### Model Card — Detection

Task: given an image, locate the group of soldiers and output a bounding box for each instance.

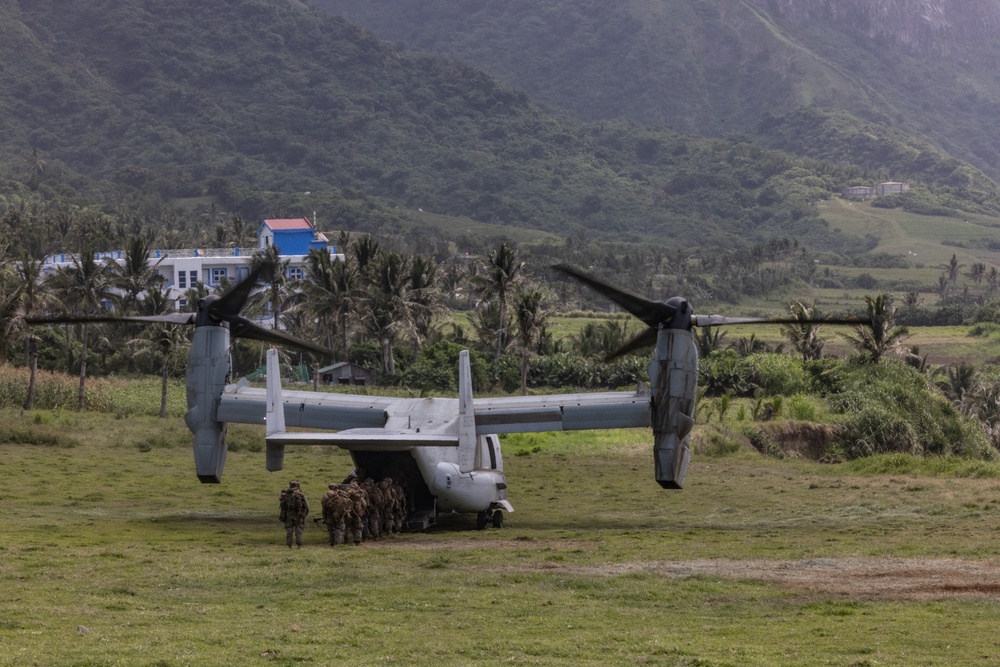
[278,471,408,548]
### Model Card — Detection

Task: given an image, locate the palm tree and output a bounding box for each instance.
[939,363,977,405]
[946,254,961,286]
[44,246,116,410]
[129,285,189,418]
[969,262,987,288]
[513,286,546,396]
[407,255,443,352]
[249,245,291,330]
[182,282,210,311]
[0,270,25,364]
[471,242,525,360]
[114,235,166,314]
[841,293,909,364]
[14,252,49,409]
[695,327,727,358]
[470,300,512,358]
[229,214,254,248]
[292,248,359,358]
[361,251,413,375]
[729,334,771,357]
[352,235,381,275]
[937,274,950,303]
[780,301,825,362]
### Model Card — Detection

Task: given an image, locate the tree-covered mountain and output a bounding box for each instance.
[310,0,1000,183]
[0,0,996,256]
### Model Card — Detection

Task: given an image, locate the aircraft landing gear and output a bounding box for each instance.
[476,509,505,530]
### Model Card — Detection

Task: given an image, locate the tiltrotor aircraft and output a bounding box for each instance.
[29,261,865,530]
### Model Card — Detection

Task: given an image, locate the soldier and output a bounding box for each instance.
[278,480,310,548]
[343,479,368,545]
[320,484,352,546]
[385,477,407,533]
[360,478,382,540]
[379,478,399,536]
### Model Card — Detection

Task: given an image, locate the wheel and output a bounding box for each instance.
[491,510,504,528]
[476,511,488,530]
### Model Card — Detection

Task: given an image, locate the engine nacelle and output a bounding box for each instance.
[649,327,695,488]
[184,325,232,483]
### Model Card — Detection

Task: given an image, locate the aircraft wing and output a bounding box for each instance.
[217,383,395,430]
[265,428,459,451]
[472,391,651,434]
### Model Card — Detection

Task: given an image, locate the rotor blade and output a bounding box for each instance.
[26,313,196,326]
[212,260,274,318]
[228,316,333,357]
[606,325,658,360]
[692,314,872,327]
[553,264,674,327]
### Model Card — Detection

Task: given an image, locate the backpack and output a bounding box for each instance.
[282,489,302,514]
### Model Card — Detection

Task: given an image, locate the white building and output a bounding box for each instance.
[41,218,344,312]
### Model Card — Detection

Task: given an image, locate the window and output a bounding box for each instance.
[189,270,198,286]
[211,268,227,285]
[178,271,187,289]
[287,266,304,281]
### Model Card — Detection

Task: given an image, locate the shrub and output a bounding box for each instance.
[744,353,809,396]
[829,361,991,458]
[787,393,822,421]
[402,341,489,392]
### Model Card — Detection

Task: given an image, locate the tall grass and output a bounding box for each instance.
[0,365,186,417]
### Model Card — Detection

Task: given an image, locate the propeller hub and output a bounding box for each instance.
[663,297,692,330]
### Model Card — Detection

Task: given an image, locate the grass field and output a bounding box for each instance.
[5,410,1000,666]
[817,198,1000,269]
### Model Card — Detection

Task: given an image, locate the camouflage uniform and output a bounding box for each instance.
[379,478,399,536]
[343,480,368,545]
[384,477,407,533]
[279,481,310,548]
[362,478,384,540]
[320,484,352,546]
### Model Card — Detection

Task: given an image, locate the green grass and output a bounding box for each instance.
[4,411,1000,665]
[818,198,1000,267]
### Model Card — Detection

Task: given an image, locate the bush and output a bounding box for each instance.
[829,361,991,458]
[693,426,744,457]
[402,341,489,392]
[787,393,822,421]
[744,353,809,396]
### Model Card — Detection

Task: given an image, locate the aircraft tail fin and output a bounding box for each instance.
[457,350,476,472]
[265,347,286,472]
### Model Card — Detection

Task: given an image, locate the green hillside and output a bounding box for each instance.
[1,0,997,257]
[311,0,1000,184]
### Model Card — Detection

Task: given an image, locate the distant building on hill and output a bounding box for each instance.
[875,181,910,196]
[841,181,909,200]
[41,217,342,315]
[841,185,875,200]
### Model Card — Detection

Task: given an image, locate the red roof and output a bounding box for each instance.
[263,218,312,230]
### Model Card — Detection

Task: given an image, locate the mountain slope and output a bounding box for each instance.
[309,0,1000,180]
[0,0,876,251]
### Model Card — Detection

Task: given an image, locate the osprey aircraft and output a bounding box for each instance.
[29,261,865,530]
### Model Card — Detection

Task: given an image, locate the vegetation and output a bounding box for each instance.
[312,0,1000,188]
[6,411,1000,665]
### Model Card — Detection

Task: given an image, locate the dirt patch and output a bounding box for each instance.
[515,557,1000,601]
[754,421,840,459]
[396,535,1000,601]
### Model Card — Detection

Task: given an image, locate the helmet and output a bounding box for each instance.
[289,480,300,488]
